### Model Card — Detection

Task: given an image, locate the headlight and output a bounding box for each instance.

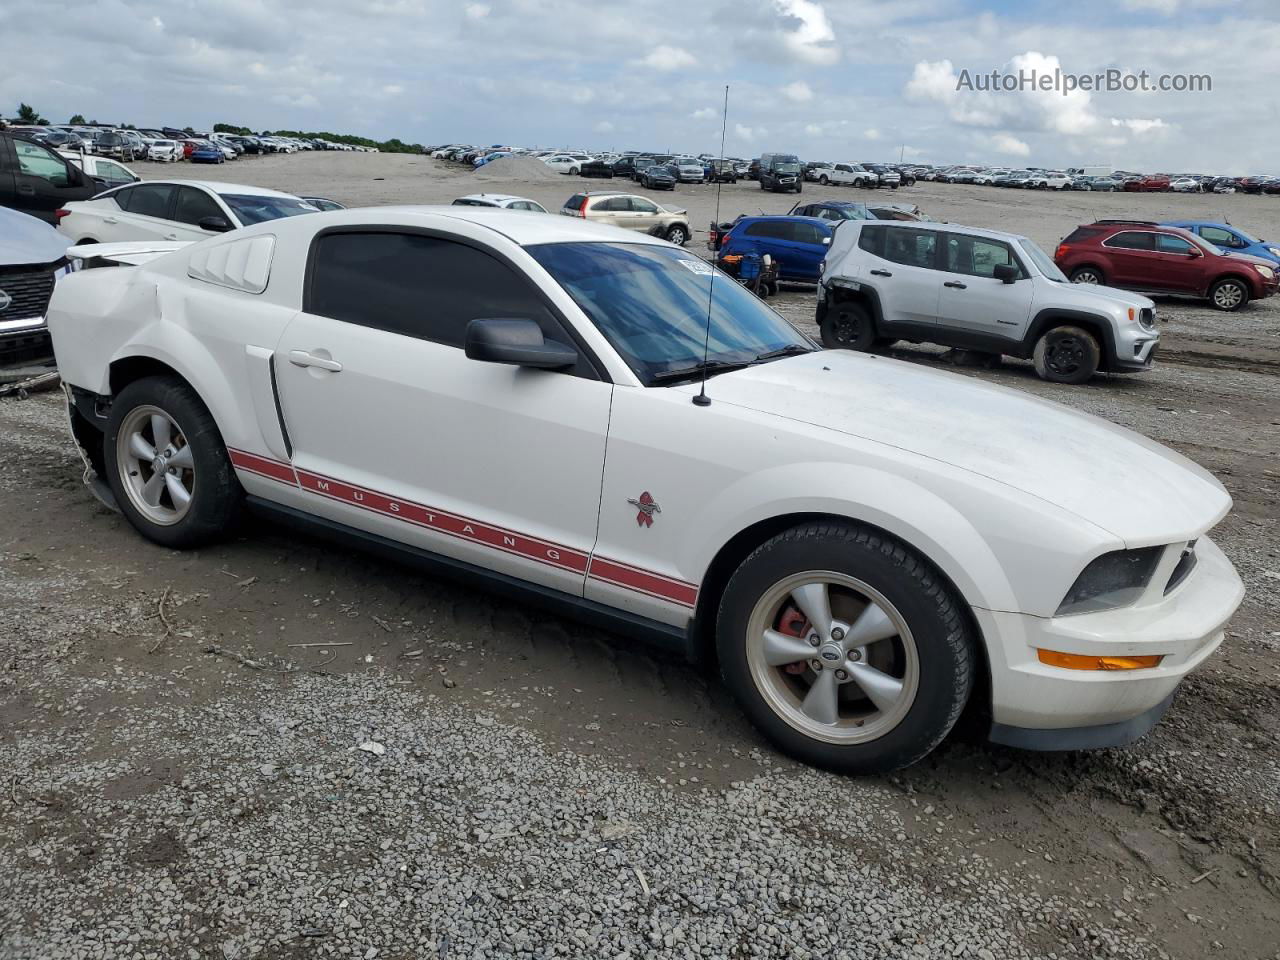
[1056,547,1162,616]
[1255,264,1276,279]
[1267,247,1280,257]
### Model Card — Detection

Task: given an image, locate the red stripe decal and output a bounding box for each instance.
[225,451,696,608]
[228,448,297,486]
[295,469,590,575]
[588,557,698,608]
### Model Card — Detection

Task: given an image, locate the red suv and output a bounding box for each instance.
[1055,220,1279,311]
[1123,174,1171,192]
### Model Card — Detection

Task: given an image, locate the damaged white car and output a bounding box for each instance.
[46,208,1243,773]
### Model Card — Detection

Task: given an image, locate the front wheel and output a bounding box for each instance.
[1209,277,1249,311]
[1033,325,1100,384]
[665,224,689,245]
[716,522,974,774]
[104,376,242,548]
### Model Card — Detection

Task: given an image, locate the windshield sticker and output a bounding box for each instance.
[678,258,715,276]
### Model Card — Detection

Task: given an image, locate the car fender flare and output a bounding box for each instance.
[826,283,886,328]
[1025,308,1118,368]
[680,462,1021,615]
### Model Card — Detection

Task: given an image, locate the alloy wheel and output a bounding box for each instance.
[116,405,195,525]
[745,572,919,744]
[1213,282,1244,310]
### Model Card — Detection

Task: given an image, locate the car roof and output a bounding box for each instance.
[457,193,531,204]
[356,206,672,247]
[866,219,1029,243]
[740,215,831,225]
[107,179,299,199]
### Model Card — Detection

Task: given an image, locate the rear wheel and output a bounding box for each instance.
[819,175,829,185]
[1209,277,1249,311]
[716,522,974,774]
[820,301,878,352]
[1033,325,1100,384]
[104,376,242,548]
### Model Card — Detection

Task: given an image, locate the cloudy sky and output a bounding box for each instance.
[2,0,1277,172]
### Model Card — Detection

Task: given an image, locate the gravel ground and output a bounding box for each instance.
[1,153,1278,960]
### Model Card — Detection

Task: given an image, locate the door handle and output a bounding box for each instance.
[944,281,967,289]
[164,233,179,240]
[288,350,343,372]
[17,185,35,197]
[103,217,119,224]
[870,269,892,277]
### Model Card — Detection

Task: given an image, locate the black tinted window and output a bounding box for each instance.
[744,221,787,239]
[792,222,828,245]
[117,184,175,218]
[883,229,937,268]
[308,232,555,349]
[858,225,885,257]
[173,187,223,226]
[1107,231,1156,250]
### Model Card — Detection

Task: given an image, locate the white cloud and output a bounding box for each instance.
[1111,117,1172,135]
[992,133,1030,157]
[690,107,716,120]
[634,45,697,71]
[593,120,614,133]
[735,123,764,142]
[864,128,882,140]
[782,81,813,102]
[382,84,403,95]
[465,3,490,19]
[773,0,838,66]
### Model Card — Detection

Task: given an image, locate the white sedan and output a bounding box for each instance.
[147,139,185,162]
[45,208,1243,773]
[542,154,593,175]
[57,180,319,245]
[451,193,548,212]
[1170,177,1203,193]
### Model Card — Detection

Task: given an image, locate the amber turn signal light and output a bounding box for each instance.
[1037,650,1163,671]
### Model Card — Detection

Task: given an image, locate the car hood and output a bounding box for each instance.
[699,351,1229,544]
[1217,251,1275,268]
[0,208,71,266]
[1048,280,1154,311]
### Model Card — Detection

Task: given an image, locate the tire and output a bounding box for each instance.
[716,521,974,774]
[568,167,578,176]
[819,175,829,185]
[665,224,689,246]
[1032,325,1100,384]
[820,300,878,352]
[1069,266,1105,285]
[1209,277,1249,312]
[103,376,242,548]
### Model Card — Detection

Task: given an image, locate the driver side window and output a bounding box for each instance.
[1200,226,1241,248]
[15,140,71,186]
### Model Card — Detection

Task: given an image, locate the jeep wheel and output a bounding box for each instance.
[665,224,689,246]
[1209,277,1249,311]
[104,376,242,548]
[717,522,974,774]
[1069,266,1105,285]
[1033,325,1100,384]
[820,301,877,352]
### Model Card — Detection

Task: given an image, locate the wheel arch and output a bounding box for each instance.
[1025,309,1117,371]
[1208,272,1257,299]
[826,283,886,328]
[689,508,993,711]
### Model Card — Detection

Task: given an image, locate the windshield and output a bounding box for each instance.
[775,162,801,174]
[1018,239,1069,281]
[829,205,870,220]
[220,194,319,225]
[527,242,812,385]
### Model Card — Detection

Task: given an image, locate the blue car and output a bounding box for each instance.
[720,215,833,282]
[189,142,225,164]
[474,151,511,168]
[1163,220,1280,266]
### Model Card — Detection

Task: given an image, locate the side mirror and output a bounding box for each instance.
[198,216,234,233]
[465,318,578,370]
[993,263,1019,283]
[1186,248,1202,258]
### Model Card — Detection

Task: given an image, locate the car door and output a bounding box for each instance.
[105,183,180,242]
[936,233,1034,341]
[858,225,941,326]
[273,228,613,597]
[788,221,831,281]
[1150,233,1201,292]
[93,159,137,189]
[625,196,663,232]
[171,186,232,241]
[7,138,90,223]
[1101,230,1160,288]
[588,196,629,230]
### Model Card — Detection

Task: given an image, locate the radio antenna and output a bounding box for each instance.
[694,84,730,408]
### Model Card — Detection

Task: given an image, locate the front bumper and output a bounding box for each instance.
[976,535,1242,742]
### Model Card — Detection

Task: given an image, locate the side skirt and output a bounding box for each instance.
[245,496,698,661]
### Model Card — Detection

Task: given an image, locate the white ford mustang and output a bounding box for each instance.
[46,208,1244,773]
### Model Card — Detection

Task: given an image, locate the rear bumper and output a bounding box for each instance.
[977,535,1242,736]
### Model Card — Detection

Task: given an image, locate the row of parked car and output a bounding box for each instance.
[5,124,375,163]
[917,165,1278,195]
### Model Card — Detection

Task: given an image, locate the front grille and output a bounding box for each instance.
[1164,541,1198,595]
[0,260,61,322]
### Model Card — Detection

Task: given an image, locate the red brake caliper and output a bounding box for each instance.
[776,607,810,674]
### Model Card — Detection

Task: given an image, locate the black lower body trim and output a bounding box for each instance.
[987,691,1176,751]
[245,496,697,660]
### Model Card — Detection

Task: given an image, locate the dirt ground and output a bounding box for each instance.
[1,152,1277,960]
